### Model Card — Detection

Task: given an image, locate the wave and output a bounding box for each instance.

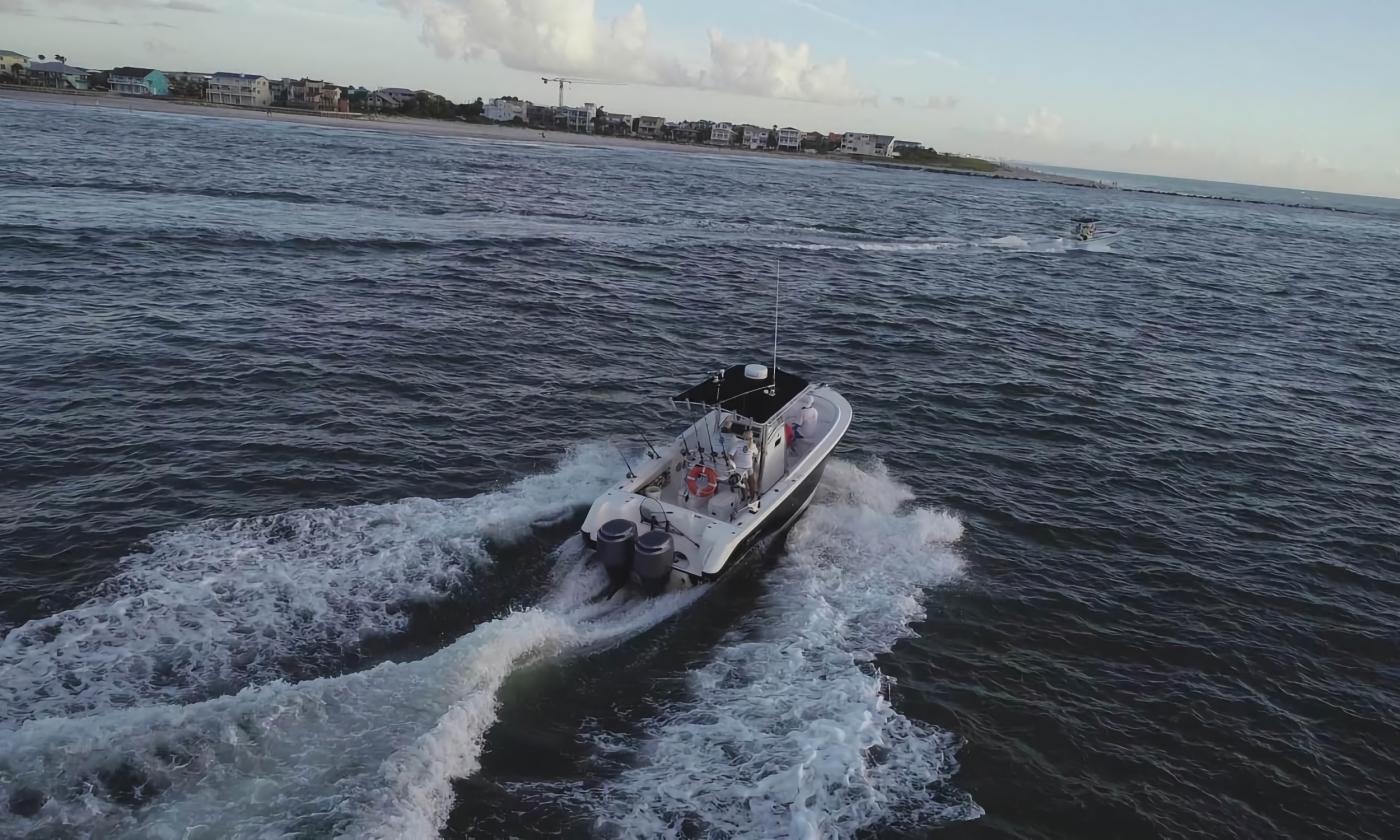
[0,444,622,728]
[775,234,1116,254]
[0,460,976,839]
[0,540,706,838]
[776,239,960,253]
[0,173,326,206]
[530,460,983,837]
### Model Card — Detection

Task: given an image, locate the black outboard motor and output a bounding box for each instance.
[596,519,637,587]
[633,530,675,595]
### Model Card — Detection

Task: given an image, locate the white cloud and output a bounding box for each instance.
[1021,106,1063,141]
[925,94,957,109]
[386,0,871,105]
[782,0,876,37]
[703,28,865,104]
[921,49,962,70]
[7,0,217,11]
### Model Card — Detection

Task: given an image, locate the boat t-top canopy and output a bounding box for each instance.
[1071,216,1099,223]
[672,364,810,424]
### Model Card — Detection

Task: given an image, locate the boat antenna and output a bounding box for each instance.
[771,259,780,394]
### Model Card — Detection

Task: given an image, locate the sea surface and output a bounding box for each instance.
[2,95,1398,840]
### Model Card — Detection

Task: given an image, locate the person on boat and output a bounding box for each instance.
[788,395,819,449]
[726,431,759,509]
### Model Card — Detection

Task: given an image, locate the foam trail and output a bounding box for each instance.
[0,443,622,727]
[0,549,707,839]
[570,460,983,838]
[775,239,960,253]
[776,235,1114,254]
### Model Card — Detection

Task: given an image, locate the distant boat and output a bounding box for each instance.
[1069,216,1121,242]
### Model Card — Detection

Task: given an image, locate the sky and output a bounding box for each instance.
[4,0,1399,197]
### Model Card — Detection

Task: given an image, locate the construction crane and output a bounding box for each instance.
[541,76,624,108]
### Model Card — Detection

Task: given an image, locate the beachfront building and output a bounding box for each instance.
[166,71,209,99]
[26,61,89,91]
[709,122,734,146]
[1,50,29,80]
[555,102,597,134]
[634,115,665,139]
[740,124,769,150]
[483,96,530,122]
[665,121,701,143]
[777,127,801,152]
[207,73,271,107]
[838,132,896,156]
[109,67,169,96]
[370,87,415,111]
[892,140,924,154]
[288,78,341,111]
[599,112,632,135]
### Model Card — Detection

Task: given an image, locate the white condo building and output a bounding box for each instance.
[556,102,598,133]
[838,132,896,156]
[709,122,734,146]
[740,124,768,150]
[207,73,272,107]
[483,97,530,122]
[777,127,801,152]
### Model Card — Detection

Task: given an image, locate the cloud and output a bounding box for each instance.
[781,0,876,37]
[1,0,216,15]
[925,94,958,109]
[921,49,962,70]
[387,0,872,105]
[59,14,122,24]
[1021,106,1063,141]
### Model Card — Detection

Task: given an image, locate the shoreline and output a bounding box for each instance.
[0,86,1090,184]
[3,87,1380,215]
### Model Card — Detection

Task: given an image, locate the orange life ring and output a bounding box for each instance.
[686,464,720,498]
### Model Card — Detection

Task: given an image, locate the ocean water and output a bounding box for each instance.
[1,96,1398,840]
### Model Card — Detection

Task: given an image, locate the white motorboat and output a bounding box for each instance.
[580,362,851,595]
[1070,216,1121,242]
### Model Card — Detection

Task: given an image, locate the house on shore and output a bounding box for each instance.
[599,112,632,135]
[109,67,169,96]
[27,61,89,91]
[634,115,665,139]
[1,50,29,80]
[740,124,769,150]
[288,78,341,111]
[483,96,529,122]
[709,122,734,146]
[207,72,271,107]
[838,132,896,156]
[665,121,701,143]
[776,127,801,152]
[892,140,924,154]
[555,102,596,133]
[370,87,415,111]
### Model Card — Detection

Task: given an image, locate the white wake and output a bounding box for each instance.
[0,443,622,727]
[551,460,983,838]
[0,539,706,839]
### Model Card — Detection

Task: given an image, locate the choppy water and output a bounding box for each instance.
[2,96,1398,840]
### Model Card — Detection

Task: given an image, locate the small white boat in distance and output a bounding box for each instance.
[581,362,851,595]
[1070,216,1121,242]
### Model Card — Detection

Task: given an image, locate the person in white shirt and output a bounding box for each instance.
[726,430,759,508]
[790,395,819,446]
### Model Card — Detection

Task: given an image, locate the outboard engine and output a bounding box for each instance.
[632,530,675,596]
[596,519,637,586]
